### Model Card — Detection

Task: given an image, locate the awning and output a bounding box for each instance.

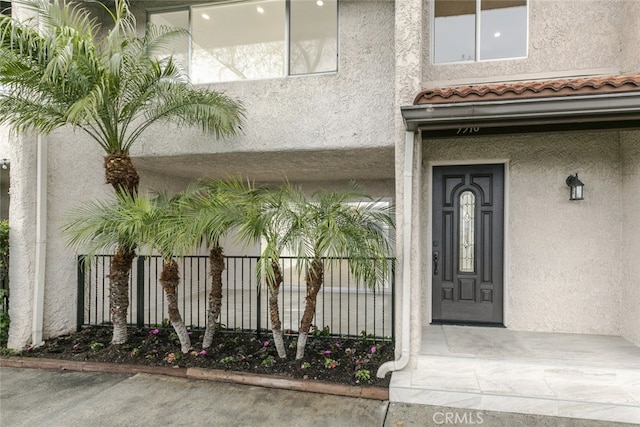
[403,73,640,137]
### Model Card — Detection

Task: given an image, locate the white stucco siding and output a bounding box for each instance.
[422,132,624,335]
[5,131,38,349]
[621,133,640,345]
[130,0,395,158]
[43,131,107,339]
[422,0,628,84]
[621,0,640,73]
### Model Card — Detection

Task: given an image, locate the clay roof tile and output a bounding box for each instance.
[414,72,640,105]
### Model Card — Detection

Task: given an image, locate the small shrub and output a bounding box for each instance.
[220,356,235,364]
[0,220,9,348]
[0,290,9,347]
[355,369,371,382]
[260,355,275,367]
[313,325,331,337]
[90,342,105,351]
[323,357,338,369]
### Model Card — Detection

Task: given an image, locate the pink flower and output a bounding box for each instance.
[149,328,159,335]
[370,346,376,354]
[72,343,80,350]
[198,349,207,356]
[323,350,332,356]
[263,341,270,347]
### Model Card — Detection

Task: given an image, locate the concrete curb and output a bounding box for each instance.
[0,357,389,401]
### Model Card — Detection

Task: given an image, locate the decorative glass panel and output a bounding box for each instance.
[459,191,475,272]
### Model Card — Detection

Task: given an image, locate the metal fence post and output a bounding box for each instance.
[256,282,262,339]
[136,256,145,327]
[76,255,85,332]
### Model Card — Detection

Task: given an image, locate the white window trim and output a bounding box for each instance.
[431,0,529,65]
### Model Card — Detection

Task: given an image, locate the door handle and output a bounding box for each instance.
[433,251,439,276]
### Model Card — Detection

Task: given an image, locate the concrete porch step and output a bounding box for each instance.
[389,355,640,424]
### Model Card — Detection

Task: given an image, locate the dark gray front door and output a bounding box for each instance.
[432,164,504,324]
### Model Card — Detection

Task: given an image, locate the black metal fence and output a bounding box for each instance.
[77,255,395,341]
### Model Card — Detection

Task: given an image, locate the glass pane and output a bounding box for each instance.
[480,0,527,60]
[434,0,476,63]
[191,0,286,83]
[148,10,189,74]
[459,191,475,273]
[290,0,338,75]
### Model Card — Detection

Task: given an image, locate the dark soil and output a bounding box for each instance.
[16,326,393,387]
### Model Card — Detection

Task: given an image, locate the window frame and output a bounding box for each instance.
[431,0,529,65]
[0,1,11,16]
[147,0,340,84]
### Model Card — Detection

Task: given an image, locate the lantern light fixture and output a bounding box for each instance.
[566,173,584,201]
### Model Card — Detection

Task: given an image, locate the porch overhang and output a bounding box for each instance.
[401,91,640,137]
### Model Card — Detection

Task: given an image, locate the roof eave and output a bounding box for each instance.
[401,92,640,133]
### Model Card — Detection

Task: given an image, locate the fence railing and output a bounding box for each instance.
[77,255,395,341]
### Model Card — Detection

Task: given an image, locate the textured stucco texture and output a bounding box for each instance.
[420,131,635,337]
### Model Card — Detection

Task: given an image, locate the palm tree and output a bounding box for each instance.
[286,186,395,360]
[0,0,244,344]
[63,192,195,353]
[235,183,302,359]
[178,179,251,350]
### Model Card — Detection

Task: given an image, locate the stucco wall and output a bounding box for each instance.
[421,132,624,335]
[422,0,628,84]
[128,0,396,158]
[621,133,640,345]
[621,0,640,73]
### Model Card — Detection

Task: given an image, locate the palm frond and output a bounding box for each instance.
[1,0,244,156]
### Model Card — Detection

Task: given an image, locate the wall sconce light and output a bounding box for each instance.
[566,173,584,201]
[1,159,8,170]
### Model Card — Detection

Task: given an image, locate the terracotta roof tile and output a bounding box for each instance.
[414,72,640,105]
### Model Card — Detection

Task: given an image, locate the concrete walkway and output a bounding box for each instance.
[1,367,637,426]
[391,326,640,425]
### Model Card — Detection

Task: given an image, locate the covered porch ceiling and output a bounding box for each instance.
[132,146,395,183]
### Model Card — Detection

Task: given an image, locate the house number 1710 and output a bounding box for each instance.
[456,127,480,134]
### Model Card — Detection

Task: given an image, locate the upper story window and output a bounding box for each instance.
[433,0,527,64]
[149,0,338,84]
[0,1,11,16]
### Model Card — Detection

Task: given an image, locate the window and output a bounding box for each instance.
[149,0,338,84]
[433,0,527,64]
[0,1,11,16]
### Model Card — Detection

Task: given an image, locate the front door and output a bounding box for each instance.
[432,164,504,324]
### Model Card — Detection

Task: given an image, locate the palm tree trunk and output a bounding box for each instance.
[107,246,135,345]
[296,258,323,360]
[159,259,191,354]
[104,153,140,345]
[268,260,286,358]
[104,154,139,196]
[202,245,224,349]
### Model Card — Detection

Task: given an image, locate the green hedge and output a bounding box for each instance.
[0,219,8,347]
